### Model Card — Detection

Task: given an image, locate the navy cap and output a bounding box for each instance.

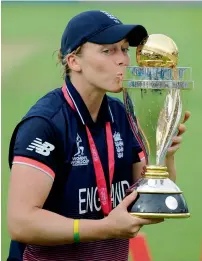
[61,10,148,56]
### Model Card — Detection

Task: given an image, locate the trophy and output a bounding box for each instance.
[123,34,193,218]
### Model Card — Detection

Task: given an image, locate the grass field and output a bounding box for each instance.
[2,2,202,261]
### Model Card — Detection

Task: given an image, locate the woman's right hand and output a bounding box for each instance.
[104,191,164,239]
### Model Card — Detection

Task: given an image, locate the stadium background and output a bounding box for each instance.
[2,1,202,260]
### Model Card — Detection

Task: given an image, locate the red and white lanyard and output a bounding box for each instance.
[62,84,115,216]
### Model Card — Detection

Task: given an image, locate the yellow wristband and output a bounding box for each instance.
[73,219,80,243]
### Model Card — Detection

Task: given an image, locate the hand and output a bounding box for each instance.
[166,111,191,158]
[104,191,164,239]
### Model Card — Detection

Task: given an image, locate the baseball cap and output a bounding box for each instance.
[61,10,148,56]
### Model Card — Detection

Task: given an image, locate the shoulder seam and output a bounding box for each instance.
[49,98,67,121]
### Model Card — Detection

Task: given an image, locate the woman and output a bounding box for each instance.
[7,10,190,261]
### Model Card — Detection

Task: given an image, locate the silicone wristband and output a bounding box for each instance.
[74,219,80,243]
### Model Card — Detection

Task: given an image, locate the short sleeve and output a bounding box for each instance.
[132,134,145,163]
[10,117,62,181]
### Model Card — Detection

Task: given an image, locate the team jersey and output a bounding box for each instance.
[8,76,143,261]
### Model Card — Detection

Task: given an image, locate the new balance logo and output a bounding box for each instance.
[26,138,55,156]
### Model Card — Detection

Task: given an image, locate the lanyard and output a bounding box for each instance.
[62,84,115,216]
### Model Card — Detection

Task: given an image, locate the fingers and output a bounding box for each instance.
[167,145,180,156]
[182,111,191,124]
[174,111,190,137]
[168,144,180,153]
[171,136,182,145]
[131,230,140,238]
[121,190,138,208]
[177,124,186,136]
[132,231,138,238]
[126,225,142,239]
[134,217,164,226]
[171,122,187,147]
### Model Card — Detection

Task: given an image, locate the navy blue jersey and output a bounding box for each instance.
[8,77,143,261]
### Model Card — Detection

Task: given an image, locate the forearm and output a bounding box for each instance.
[8,208,110,245]
[165,155,176,182]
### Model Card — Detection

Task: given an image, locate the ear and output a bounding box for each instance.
[66,54,81,73]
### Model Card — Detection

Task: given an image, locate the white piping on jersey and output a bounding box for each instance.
[108,106,114,123]
[12,161,54,181]
[66,86,114,124]
[66,87,85,125]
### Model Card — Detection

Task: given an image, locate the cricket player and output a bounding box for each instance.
[7,10,189,261]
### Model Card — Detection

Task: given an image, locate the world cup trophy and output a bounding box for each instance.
[123,34,194,218]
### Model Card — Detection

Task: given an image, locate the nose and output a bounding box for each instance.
[115,52,130,67]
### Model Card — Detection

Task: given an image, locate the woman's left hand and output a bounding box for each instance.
[166,111,191,158]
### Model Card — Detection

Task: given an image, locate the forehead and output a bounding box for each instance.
[83,39,129,50]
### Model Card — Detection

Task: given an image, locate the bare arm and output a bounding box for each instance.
[8,164,162,245]
[162,112,191,183]
[7,164,110,245]
[165,156,176,182]
[132,159,146,183]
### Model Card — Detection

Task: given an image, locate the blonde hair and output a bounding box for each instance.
[57,46,82,78]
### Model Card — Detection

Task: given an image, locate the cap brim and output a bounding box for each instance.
[88,24,148,47]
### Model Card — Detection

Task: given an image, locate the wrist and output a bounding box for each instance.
[165,155,175,167]
[73,219,80,243]
[165,153,174,160]
[78,217,114,242]
[100,216,115,240]
[165,155,176,182]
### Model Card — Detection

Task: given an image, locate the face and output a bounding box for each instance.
[70,39,130,93]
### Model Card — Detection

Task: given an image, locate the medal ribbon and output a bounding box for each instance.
[62,84,115,215]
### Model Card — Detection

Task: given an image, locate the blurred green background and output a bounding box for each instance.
[2,1,202,261]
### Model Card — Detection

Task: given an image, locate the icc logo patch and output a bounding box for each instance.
[71,134,89,166]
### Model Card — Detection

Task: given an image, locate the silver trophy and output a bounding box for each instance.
[123,34,194,218]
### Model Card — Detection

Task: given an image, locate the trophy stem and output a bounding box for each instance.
[145,165,169,179]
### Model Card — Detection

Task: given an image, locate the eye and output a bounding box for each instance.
[102,49,110,54]
[102,47,115,55]
[122,47,130,53]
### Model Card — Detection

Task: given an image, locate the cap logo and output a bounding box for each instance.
[100,10,120,24]
[67,48,71,54]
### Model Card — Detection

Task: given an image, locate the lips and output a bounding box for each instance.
[115,73,124,89]
[116,72,124,81]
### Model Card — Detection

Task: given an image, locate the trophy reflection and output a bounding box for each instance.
[123,34,193,218]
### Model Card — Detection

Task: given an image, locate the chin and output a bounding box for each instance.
[113,88,123,93]
[108,85,123,93]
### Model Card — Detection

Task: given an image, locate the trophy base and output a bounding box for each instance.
[131,212,190,219]
[126,166,190,219]
[127,192,190,219]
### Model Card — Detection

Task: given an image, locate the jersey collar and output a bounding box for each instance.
[64,76,114,126]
